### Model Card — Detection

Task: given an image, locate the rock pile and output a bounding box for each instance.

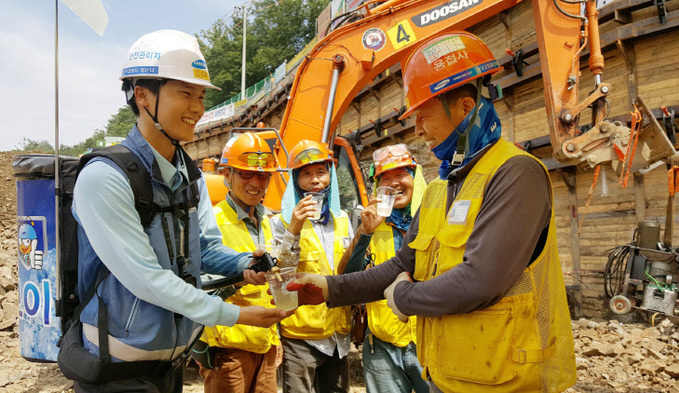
[0,151,18,337]
[570,318,679,392]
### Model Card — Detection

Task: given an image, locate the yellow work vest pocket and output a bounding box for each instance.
[434,224,471,273]
[409,233,436,281]
[433,307,518,385]
[298,250,322,274]
[435,222,472,248]
[282,303,332,339]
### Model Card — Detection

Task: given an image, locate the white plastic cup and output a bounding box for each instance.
[304,192,324,220]
[265,267,298,311]
[376,186,397,217]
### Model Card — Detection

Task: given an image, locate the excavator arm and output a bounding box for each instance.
[275,0,677,174]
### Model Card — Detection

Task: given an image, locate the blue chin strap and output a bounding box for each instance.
[431,79,502,179]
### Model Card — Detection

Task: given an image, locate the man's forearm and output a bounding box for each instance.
[337,226,371,274]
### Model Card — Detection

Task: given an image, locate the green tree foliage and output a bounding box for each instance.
[17,137,54,153]
[199,0,329,109]
[19,106,135,156]
[105,106,136,137]
[58,130,106,157]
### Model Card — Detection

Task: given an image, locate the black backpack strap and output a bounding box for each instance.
[71,268,109,322]
[188,181,200,209]
[75,145,155,363]
[68,266,111,363]
[79,144,155,226]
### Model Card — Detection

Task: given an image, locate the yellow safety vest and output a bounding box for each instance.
[366,222,418,347]
[200,199,280,354]
[409,139,576,392]
[280,212,351,340]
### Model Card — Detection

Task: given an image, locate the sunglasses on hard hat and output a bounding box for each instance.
[372,144,409,162]
[233,169,272,181]
[291,148,327,168]
[236,152,274,167]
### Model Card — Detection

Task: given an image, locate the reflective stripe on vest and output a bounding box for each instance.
[200,199,279,354]
[410,139,576,392]
[366,221,417,347]
[280,213,351,340]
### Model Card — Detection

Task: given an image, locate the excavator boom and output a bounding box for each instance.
[275,0,677,176]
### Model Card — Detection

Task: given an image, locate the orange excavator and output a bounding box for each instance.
[206,0,677,218]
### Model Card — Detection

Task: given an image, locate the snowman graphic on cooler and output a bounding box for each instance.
[18,223,43,270]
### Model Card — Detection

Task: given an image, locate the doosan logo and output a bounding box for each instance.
[413,0,482,28]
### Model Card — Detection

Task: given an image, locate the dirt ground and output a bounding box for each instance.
[1,151,679,392]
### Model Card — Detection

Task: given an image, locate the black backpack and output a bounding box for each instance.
[55,144,194,383]
[56,144,154,335]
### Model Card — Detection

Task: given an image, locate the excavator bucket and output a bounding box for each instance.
[558,96,678,175]
[610,97,678,175]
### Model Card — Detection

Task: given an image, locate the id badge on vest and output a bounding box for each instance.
[447,200,471,225]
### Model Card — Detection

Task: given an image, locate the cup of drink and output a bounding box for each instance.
[376,186,397,217]
[256,243,282,259]
[304,192,324,220]
[265,267,299,311]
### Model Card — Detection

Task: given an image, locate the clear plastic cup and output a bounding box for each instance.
[304,192,324,220]
[376,186,397,217]
[265,267,298,311]
[256,243,282,259]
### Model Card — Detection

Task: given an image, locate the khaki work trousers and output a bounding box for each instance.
[198,345,278,393]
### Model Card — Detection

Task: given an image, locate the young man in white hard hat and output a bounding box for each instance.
[65,30,292,392]
[197,133,281,393]
[337,144,428,393]
[287,31,577,392]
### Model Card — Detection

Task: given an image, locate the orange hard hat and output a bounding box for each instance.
[288,140,332,170]
[372,143,417,178]
[220,132,277,172]
[256,121,266,128]
[399,31,502,120]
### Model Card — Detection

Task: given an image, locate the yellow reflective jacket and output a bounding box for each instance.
[367,221,418,347]
[409,139,576,392]
[280,212,351,340]
[366,166,426,347]
[200,199,280,354]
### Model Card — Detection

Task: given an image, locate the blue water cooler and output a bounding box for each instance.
[12,154,79,362]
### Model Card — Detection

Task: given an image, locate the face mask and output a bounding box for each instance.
[432,96,502,179]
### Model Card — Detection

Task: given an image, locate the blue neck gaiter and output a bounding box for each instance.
[386,203,411,232]
[294,166,331,226]
[431,96,502,179]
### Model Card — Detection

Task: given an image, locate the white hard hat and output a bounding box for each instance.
[121,29,220,91]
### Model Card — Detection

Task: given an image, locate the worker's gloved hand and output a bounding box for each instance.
[384,271,412,323]
[284,273,329,305]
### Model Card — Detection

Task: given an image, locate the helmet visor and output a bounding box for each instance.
[237,152,275,169]
[373,143,409,162]
[291,148,328,168]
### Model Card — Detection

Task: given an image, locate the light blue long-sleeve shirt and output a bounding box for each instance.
[73,146,252,329]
